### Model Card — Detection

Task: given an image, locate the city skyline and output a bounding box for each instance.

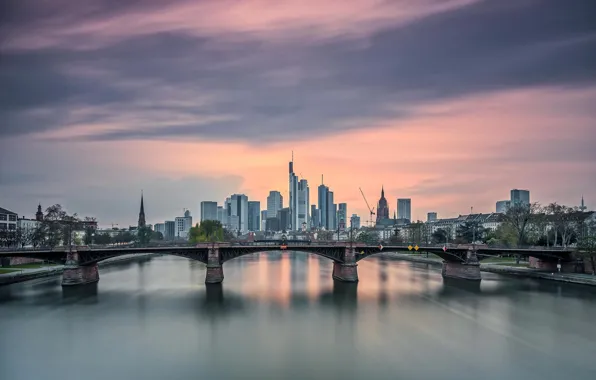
[1,0,595,226]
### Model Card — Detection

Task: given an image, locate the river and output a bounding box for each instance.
[1,253,595,380]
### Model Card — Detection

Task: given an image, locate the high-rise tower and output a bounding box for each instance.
[138,192,146,228]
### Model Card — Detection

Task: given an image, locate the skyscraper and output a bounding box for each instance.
[138,192,146,228]
[229,194,249,234]
[338,203,347,231]
[200,201,218,222]
[327,191,335,230]
[397,198,411,221]
[288,154,309,231]
[267,191,283,219]
[318,179,329,229]
[217,206,225,225]
[248,201,261,231]
[510,189,530,206]
[311,205,320,229]
[376,187,389,223]
[427,212,437,222]
[350,214,361,229]
[297,179,310,230]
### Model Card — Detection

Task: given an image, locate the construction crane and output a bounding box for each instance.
[359,187,376,227]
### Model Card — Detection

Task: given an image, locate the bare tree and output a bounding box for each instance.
[502,202,542,247]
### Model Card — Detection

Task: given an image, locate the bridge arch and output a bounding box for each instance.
[219,246,345,264]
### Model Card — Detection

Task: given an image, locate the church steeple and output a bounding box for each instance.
[580,195,587,212]
[138,192,146,228]
[381,185,385,199]
[35,204,43,222]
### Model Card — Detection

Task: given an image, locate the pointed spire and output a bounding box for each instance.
[580,195,586,211]
[138,191,146,228]
[381,185,385,198]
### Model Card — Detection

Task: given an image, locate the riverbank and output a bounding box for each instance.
[385,252,596,286]
[0,253,159,286]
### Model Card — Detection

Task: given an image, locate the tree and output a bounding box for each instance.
[94,232,112,245]
[356,230,379,245]
[502,202,541,247]
[431,228,448,245]
[578,235,596,275]
[136,226,153,245]
[316,230,335,241]
[456,221,487,243]
[151,231,164,241]
[189,221,225,244]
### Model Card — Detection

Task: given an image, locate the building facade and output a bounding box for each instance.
[228,194,249,234]
[338,203,347,231]
[0,207,17,232]
[248,201,261,231]
[261,210,267,231]
[427,212,437,222]
[496,200,511,213]
[397,198,412,221]
[267,191,283,219]
[164,221,176,240]
[200,201,218,222]
[350,214,361,230]
[318,183,329,229]
[511,189,530,206]
[174,210,193,239]
[297,179,309,230]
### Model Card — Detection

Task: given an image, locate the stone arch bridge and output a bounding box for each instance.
[0,242,574,286]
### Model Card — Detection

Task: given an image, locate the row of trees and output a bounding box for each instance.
[0,204,166,248]
[188,220,235,244]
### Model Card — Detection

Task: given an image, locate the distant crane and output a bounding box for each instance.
[359,187,376,227]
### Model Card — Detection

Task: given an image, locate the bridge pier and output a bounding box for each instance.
[62,248,100,286]
[205,246,224,284]
[332,247,358,282]
[441,248,481,281]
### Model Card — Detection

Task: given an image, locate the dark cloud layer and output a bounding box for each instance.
[1,0,595,143]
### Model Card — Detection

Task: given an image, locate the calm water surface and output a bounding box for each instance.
[1,253,595,380]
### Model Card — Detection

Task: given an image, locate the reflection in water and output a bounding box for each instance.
[0,253,595,380]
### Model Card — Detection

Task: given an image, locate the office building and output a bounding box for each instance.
[327,191,336,230]
[496,200,511,213]
[277,208,290,232]
[397,198,411,222]
[200,201,218,222]
[261,210,267,231]
[297,179,310,230]
[248,201,261,231]
[228,194,249,234]
[164,221,176,240]
[350,214,361,230]
[175,209,193,239]
[217,206,225,225]
[338,203,347,231]
[427,212,437,222]
[318,180,328,229]
[267,191,283,219]
[288,155,309,231]
[510,189,530,206]
[311,205,320,229]
[154,223,165,235]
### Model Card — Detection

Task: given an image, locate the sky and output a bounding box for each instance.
[1,0,595,227]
